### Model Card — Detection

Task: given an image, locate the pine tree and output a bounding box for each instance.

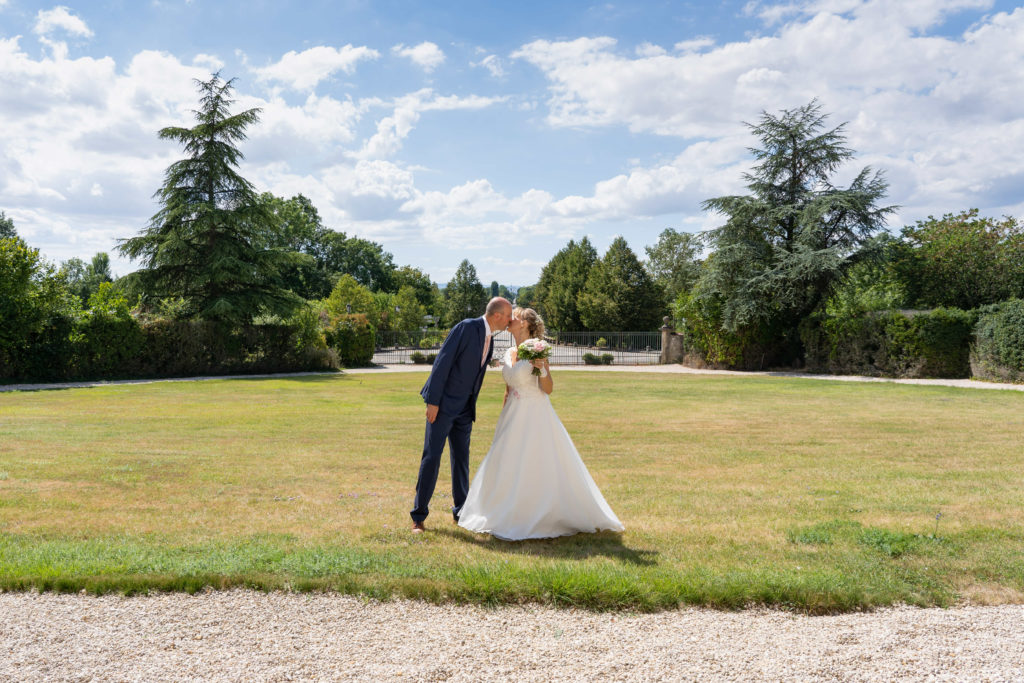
[0,211,16,239]
[443,259,488,325]
[578,237,664,331]
[535,237,597,331]
[697,100,893,333]
[118,74,303,323]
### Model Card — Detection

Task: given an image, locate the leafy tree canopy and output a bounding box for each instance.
[894,209,1024,309]
[392,265,440,315]
[1,237,80,365]
[325,273,375,323]
[644,228,701,305]
[391,285,428,331]
[61,252,114,306]
[314,231,396,293]
[515,284,537,308]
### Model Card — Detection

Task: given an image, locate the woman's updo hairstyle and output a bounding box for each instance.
[513,306,545,340]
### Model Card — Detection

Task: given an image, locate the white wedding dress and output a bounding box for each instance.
[458,348,625,540]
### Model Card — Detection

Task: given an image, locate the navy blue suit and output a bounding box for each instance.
[411,317,493,523]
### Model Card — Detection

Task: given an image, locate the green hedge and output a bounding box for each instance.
[971,299,1024,382]
[136,320,334,377]
[801,307,976,378]
[324,314,374,368]
[1,318,337,383]
[13,313,78,382]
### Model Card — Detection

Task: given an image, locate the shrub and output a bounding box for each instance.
[582,352,601,365]
[409,351,437,365]
[672,289,798,370]
[324,313,374,368]
[287,303,335,370]
[596,337,608,348]
[971,299,1024,382]
[1,237,81,381]
[601,353,614,365]
[73,283,145,378]
[419,335,444,349]
[801,307,976,378]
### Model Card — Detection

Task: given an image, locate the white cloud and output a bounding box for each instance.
[33,6,93,37]
[355,89,504,160]
[247,92,365,160]
[400,179,572,248]
[250,45,380,91]
[551,138,750,222]
[192,53,224,71]
[512,2,1024,229]
[673,37,715,52]
[635,42,666,57]
[32,5,93,60]
[472,53,505,77]
[744,1,802,25]
[391,41,446,72]
[0,33,521,274]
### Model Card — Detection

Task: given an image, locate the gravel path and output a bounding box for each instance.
[2,592,1022,682]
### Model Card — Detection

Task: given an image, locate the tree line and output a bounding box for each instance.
[3,77,1023,380]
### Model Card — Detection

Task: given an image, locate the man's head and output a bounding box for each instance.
[484,297,513,331]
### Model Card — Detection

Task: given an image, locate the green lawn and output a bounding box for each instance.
[1,371,1022,612]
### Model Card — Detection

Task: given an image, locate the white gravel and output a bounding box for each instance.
[2,591,1022,682]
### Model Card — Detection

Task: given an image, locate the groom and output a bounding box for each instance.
[411,297,513,533]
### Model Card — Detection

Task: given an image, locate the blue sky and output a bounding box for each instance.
[2,0,1023,286]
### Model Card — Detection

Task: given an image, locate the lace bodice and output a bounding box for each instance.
[501,347,547,400]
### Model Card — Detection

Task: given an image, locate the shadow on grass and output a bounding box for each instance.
[435,527,659,567]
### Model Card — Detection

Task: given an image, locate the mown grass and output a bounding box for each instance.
[1,371,1022,612]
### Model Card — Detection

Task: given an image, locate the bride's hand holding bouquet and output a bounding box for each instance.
[517,338,551,376]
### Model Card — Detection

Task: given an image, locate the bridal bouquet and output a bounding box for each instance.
[517,338,551,376]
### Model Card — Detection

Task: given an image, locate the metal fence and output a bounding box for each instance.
[373,330,662,366]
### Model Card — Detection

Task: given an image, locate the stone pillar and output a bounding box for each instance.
[660,316,674,364]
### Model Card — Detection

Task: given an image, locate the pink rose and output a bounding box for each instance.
[533,341,544,351]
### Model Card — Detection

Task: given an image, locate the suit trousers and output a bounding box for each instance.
[411,404,473,522]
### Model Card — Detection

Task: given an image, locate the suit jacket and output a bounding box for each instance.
[420,317,493,421]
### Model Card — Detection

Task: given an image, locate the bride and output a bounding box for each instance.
[458,307,624,540]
